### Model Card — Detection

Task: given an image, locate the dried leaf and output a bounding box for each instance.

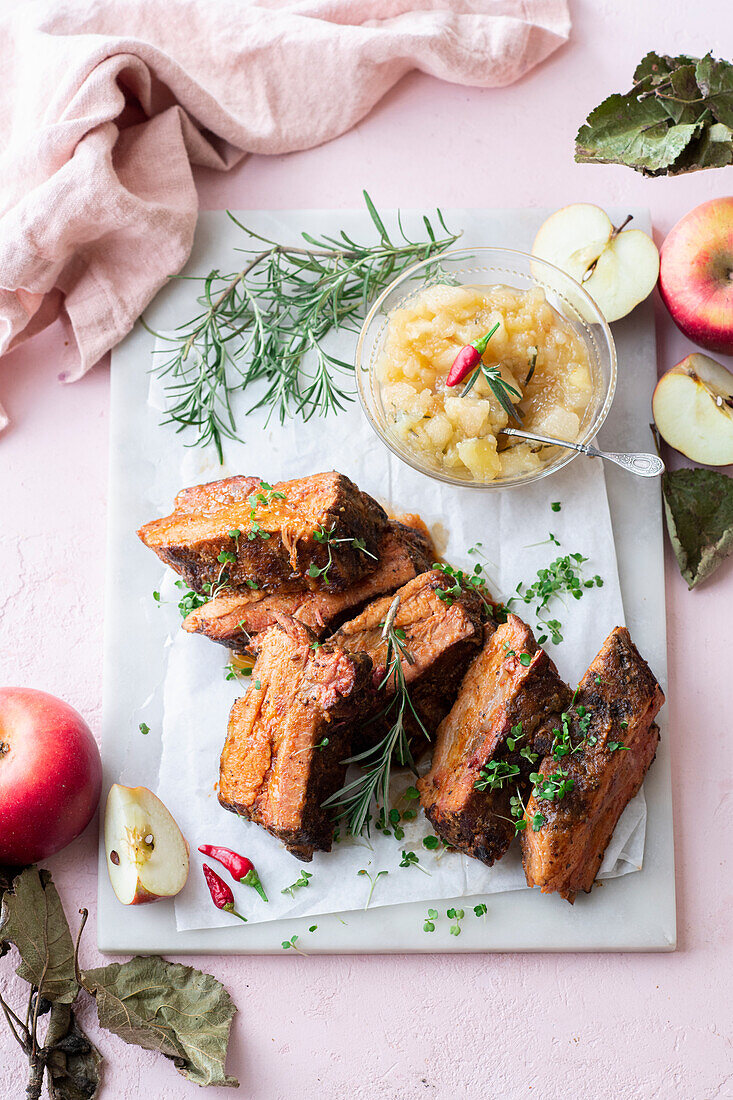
[662,467,733,588]
[0,868,78,1004]
[45,1004,102,1100]
[0,866,18,956]
[575,92,697,173]
[633,51,696,87]
[670,119,733,173]
[81,956,238,1088]
[697,53,733,126]
[576,51,733,175]
[663,64,705,124]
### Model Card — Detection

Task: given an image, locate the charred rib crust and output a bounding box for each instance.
[138,471,388,595]
[329,571,485,749]
[418,616,571,867]
[521,626,664,902]
[218,618,374,860]
[182,521,432,654]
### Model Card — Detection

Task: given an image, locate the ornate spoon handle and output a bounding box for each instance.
[501,428,665,478]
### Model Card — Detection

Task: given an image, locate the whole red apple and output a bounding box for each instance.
[659,197,733,355]
[0,687,102,866]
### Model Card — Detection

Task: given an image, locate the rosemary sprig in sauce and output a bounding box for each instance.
[145,193,459,459]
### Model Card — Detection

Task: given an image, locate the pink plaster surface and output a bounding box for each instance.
[1,2,732,1097]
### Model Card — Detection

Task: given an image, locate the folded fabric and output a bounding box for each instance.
[0,0,570,430]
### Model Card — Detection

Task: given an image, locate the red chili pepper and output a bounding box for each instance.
[198,845,268,902]
[445,322,500,387]
[202,864,248,922]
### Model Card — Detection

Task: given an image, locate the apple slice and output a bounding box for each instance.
[532,203,659,323]
[104,784,189,905]
[653,353,733,466]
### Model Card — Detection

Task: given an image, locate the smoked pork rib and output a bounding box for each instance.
[417,615,571,867]
[138,471,388,595]
[521,626,664,902]
[328,570,485,746]
[218,619,374,861]
[182,521,432,654]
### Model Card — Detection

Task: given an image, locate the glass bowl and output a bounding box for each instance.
[354,247,617,489]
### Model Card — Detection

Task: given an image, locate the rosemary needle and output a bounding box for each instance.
[144,193,460,460]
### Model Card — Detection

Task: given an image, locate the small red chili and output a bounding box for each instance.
[199,845,268,902]
[202,864,248,922]
[445,322,500,387]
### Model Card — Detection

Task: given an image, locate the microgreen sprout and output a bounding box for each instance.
[281,870,312,898]
[357,868,388,909]
[281,935,307,955]
[399,850,430,875]
[308,524,377,586]
[530,769,574,802]
[247,483,286,541]
[423,908,439,932]
[507,552,604,646]
[474,903,488,918]
[225,661,253,682]
[446,907,464,936]
[139,723,150,735]
[474,761,520,793]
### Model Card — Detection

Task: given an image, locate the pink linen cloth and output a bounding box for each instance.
[0,0,570,430]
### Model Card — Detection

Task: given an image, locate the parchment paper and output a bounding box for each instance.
[147,342,646,932]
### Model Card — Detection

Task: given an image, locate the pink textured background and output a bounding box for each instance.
[2,2,732,1097]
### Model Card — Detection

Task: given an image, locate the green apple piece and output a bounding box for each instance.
[532,203,659,323]
[653,353,733,466]
[105,783,189,904]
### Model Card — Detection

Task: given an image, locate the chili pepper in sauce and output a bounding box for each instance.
[445,322,500,387]
[202,864,248,921]
[199,845,268,902]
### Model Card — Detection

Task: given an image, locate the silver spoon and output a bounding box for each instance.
[501,427,665,478]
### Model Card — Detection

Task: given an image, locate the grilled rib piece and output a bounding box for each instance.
[417,615,571,867]
[521,626,664,902]
[181,521,432,654]
[329,570,485,746]
[138,471,388,595]
[218,618,374,861]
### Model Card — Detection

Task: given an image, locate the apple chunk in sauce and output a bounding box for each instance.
[376,284,595,483]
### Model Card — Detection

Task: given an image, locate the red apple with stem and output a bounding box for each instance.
[0,687,102,865]
[659,197,733,355]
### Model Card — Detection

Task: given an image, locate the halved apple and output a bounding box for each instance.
[532,203,659,323]
[104,784,189,905]
[653,353,733,466]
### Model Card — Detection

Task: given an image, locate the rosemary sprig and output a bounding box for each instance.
[322,595,428,837]
[458,328,523,424]
[144,192,460,460]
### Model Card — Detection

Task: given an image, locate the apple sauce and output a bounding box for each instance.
[376,283,595,482]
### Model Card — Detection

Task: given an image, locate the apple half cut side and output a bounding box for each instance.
[653,354,733,466]
[104,784,189,904]
[532,203,659,323]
